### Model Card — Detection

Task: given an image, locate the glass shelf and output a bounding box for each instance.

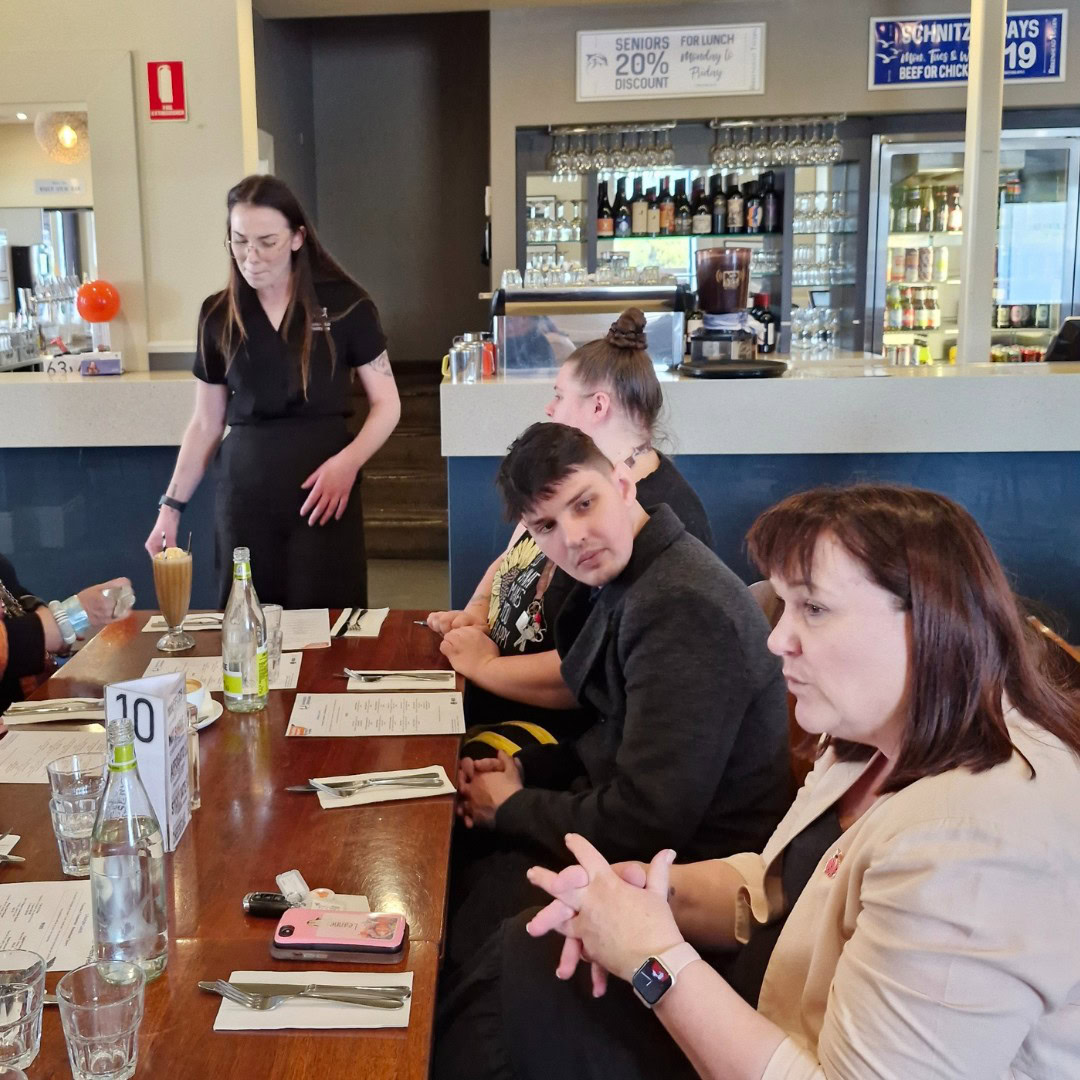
[527,239,585,247]
[598,233,781,243]
[887,231,964,246]
[792,229,859,236]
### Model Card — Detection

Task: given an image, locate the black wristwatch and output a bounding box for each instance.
[631,943,700,1009]
[158,494,187,513]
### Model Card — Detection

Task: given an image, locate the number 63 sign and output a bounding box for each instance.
[105,672,191,852]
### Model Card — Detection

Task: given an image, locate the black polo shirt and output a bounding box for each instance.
[193,278,387,425]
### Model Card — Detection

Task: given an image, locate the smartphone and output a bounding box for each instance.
[270,908,408,964]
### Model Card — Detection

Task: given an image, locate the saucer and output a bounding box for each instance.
[196,699,223,731]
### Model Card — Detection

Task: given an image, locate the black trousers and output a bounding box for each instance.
[214,418,367,609]
[435,910,701,1080]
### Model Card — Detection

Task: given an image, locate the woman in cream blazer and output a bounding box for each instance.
[443,484,1080,1080]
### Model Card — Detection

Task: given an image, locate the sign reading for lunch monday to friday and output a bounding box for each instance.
[576,24,766,102]
[870,11,1067,89]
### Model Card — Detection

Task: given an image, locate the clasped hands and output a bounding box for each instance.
[524,834,684,997]
[456,751,524,828]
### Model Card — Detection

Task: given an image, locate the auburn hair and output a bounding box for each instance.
[746,484,1080,792]
[200,174,367,396]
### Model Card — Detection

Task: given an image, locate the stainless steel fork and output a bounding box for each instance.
[203,979,405,1011]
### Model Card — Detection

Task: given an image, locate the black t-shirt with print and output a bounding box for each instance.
[463,454,713,736]
[193,278,387,426]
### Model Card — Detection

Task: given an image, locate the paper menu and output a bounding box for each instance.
[0,880,94,971]
[286,693,465,737]
[0,729,106,783]
[143,653,301,692]
[281,609,332,651]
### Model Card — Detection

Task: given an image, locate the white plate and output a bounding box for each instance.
[196,699,223,730]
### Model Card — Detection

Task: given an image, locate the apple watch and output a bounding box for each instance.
[631,942,701,1009]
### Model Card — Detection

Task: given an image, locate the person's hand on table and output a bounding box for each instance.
[300,451,361,526]
[457,750,523,828]
[525,835,682,996]
[427,608,486,635]
[440,625,498,680]
[78,578,134,627]
[144,508,179,558]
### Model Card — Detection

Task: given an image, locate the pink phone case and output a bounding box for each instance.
[271,909,408,964]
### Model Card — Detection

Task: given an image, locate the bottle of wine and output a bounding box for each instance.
[91,716,169,979]
[752,292,778,354]
[691,178,711,235]
[744,181,763,235]
[613,178,631,238]
[710,174,727,236]
[646,187,660,236]
[760,171,780,234]
[596,180,614,238]
[222,546,268,713]
[725,176,745,234]
[658,177,675,236]
[630,178,648,237]
[674,179,692,236]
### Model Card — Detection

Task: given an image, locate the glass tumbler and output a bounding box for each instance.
[0,951,45,1071]
[57,962,146,1080]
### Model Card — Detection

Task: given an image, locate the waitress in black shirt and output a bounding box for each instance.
[144,176,400,607]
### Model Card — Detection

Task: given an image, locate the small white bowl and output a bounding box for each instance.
[185,678,206,716]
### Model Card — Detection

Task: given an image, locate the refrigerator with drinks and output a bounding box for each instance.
[866,131,1080,364]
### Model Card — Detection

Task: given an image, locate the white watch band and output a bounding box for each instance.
[656,942,701,983]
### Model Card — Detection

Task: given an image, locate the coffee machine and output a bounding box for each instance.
[679,247,786,378]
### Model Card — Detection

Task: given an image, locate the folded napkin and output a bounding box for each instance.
[330,608,390,638]
[142,613,223,632]
[345,670,456,691]
[314,765,455,810]
[212,969,413,1031]
[3,699,106,725]
[0,834,20,857]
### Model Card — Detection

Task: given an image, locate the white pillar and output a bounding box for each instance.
[957,0,1007,364]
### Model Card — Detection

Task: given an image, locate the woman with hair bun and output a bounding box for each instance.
[427,307,712,748]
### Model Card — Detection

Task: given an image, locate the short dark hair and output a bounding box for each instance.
[746,483,1080,791]
[496,422,613,521]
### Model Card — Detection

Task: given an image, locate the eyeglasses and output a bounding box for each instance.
[224,234,289,258]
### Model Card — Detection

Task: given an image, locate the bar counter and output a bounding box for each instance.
[442,359,1080,633]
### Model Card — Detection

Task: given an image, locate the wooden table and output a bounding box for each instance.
[0,610,460,1080]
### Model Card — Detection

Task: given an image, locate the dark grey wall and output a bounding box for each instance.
[310,13,490,361]
[252,12,318,218]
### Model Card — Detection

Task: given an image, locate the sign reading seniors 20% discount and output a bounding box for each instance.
[577,23,765,102]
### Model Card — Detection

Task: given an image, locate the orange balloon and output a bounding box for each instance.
[76,280,121,323]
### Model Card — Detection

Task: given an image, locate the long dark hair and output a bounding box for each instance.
[746,484,1080,792]
[200,175,365,396]
[567,308,663,438]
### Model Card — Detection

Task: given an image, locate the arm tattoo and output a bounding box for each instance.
[369,351,393,376]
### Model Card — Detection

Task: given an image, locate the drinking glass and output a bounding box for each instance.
[57,962,145,1080]
[0,951,45,1071]
[591,131,612,173]
[612,131,631,171]
[825,119,844,164]
[805,121,824,164]
[0,1066,27,1079]
[571,133,590,177]
[769,122,788,166]
[545,134,563,176]
[752,124,770,167]
[644,130,661,169]
[262,604,282,684]
[627,131,646,171]
[152,548,194,653]
[49,795,99,877]
[787,122,806,165]
[186,704,201,811]
[734,127,752,168]
[710,127,726,168]
[500,269,522,290]
[47,753,105,800]
[658,128,676,167]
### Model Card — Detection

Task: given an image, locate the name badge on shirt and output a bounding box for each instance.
[311,306,330,332]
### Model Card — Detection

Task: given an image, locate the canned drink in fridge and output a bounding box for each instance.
[947,344,957,364]
[990,345,1007,363]
[918,247,933,282]
[889,248,906,282]
[896,344,913,366]
[904,248,919,283]
[1021,347,1042,363]
[934,246,949,282]
[884,344,900,364]
[1006,346,1022,363]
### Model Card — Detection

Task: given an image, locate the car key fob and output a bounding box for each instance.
[243,891,293,917]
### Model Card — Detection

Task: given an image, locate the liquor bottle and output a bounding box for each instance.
[925,288,941,330]
[691,178,711,235]
[596,181,614,238]
[933,187,949,233]
[920,187,935,234]
[673,179,692,235]
[646,187,660,236]
[752,292,778,353]
[901,286,915,330]
[760,171,780,233]
[91,716,169,979]
[744,181,763,234]
[891,186,907,233]
[947,187,962,232]
[222,546,268,713]
[885,284,903,330]
[994,302,1011,329]
[613,179,631,238]
[710,174,727,235]
[725,176,745,233]
[913,289,928,330]
[630,178,648,237]
[905,187,922,233]
[658,177,675,236]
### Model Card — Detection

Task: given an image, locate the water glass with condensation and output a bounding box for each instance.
[0,951,45,1071]
[49,795,99,877]
[262,604,283,683]
[57,962,145,1080]
[46,754,105,800]
[0,1064,28,1079]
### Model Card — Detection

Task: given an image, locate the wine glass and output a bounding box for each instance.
[591,131,612,173]
[545,134,561,176]
[769,122,788,166]
[612,130,631,171]
[734,127,752,169]
[710,126,725,168]
[752,123,770,167]
[658,128,676,167]
[825,119,844,164]
[787,122,806,165]
[572,133,591,177]
[643,129,661,169]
